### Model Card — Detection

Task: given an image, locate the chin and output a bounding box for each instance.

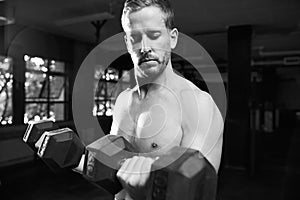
[139,66,164,79]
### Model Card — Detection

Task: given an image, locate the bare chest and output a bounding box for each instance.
[128,91,183,154]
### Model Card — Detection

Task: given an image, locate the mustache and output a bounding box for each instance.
[138,54,160,65]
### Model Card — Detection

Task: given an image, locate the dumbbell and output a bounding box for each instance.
[36,127,85,170]
[37,129,218,199]
[33,127,137,195]
[82,134,137,194]
[23,120,58,151]
[147,146,217,200]
[23,120,83,171]
[23,121,218,199]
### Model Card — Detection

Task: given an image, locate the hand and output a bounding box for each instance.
[117,156,155,200]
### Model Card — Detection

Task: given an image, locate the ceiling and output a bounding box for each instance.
[2,0,300,63]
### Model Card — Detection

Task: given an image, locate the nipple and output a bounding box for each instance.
[151,142,158,148]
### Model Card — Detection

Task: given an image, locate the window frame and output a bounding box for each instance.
[23,55,70,123]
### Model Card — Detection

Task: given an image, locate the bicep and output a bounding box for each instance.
[180,90,224,171]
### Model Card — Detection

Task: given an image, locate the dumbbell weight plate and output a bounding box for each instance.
[37,128,85,170]
[83,135,136,194]
[148,147,217,200]
[23,120,58,151]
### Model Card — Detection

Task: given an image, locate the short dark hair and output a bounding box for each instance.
[121,0,175,30]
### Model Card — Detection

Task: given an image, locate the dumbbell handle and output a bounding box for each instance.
[72,152,128,175]
[72,136,133,175]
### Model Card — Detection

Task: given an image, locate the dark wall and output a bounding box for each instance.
[225,25,252,169]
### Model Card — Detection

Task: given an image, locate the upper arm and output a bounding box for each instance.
[180,89,224,172]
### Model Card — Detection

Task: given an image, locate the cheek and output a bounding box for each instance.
[159,46,171,60]
[156,41,171,55]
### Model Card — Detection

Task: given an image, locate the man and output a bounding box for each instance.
[111,0,224,199]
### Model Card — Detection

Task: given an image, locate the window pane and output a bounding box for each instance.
[105,101,113,116]
[107,82,119,99]
[50,76,65,100]
[25,72,48,100]
[94,81,126,100]
[105,68,119,81]
[93,101,105,116]
[49,60,65,73]
[24,55,48,72]
[95,67,119,81]
[94,81,106,99]
[24,103,65,123]
[94,66,104,80]
[50,103,65,121]
[93,68,131,117]
[0,56,13,125]
[24,103,48,123]
[24,55,67,123]
[93,100,113,116]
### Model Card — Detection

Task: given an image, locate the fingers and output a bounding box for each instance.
[117,156,154,188]
[138,157,155,186]
[117,156,139,183]
[128,156,146,187]
[116,156,156,200]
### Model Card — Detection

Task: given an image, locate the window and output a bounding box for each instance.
[93,67,131,116]
[24,55,68,123]
[0,56,13,125]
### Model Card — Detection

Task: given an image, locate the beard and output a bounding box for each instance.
[134,50,171,81]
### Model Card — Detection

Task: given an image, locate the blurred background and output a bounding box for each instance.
[0,0,300,199]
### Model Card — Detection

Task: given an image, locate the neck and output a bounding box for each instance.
[135,62,174,98]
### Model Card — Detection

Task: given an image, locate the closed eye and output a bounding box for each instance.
[130,34,141,43]
[148,31,161,40]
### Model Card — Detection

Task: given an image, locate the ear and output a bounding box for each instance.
[170,28,178,49]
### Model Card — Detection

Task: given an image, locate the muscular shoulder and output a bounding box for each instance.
[183,89,214,114]
[180,89,214,128]
[175,76,213,112]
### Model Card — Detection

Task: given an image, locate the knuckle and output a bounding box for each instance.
[128,176,139,187]
[116,171,122,179]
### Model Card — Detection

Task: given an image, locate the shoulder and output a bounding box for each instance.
[170,73,215,116]
[175,76,224,133]
[176,77,214,113]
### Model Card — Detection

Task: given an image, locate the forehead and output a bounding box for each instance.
[123,6,167,32]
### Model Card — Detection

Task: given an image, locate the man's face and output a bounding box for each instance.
[123,6,178,80]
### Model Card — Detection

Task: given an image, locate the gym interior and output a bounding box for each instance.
[0,0,300,199]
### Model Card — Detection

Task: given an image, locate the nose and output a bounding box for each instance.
[140,36,151,54]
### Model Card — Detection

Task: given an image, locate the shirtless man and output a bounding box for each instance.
[111,0,224,199]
